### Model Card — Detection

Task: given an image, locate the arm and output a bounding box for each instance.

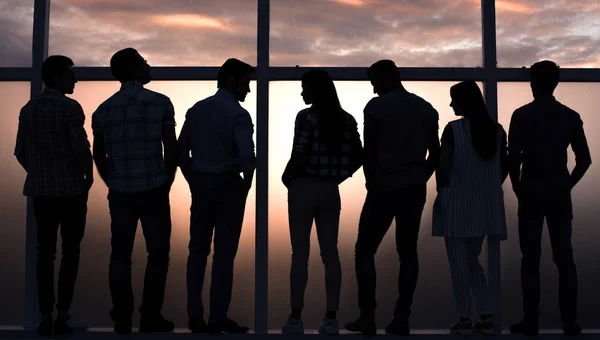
[178,111,193,182]
[348,118,364,177]
[425,109,441,181]
[569,114,592,189]
[282,111,309,187]
[508,111,524,197]
[436,124,453,188]
[68,103,94,189]
[14,108,28,172]
[234,111,256,189]
[91,113,109,184]
[162,102,179,186]
[282,151,307,187]
[499,125,509,184]
[363,109,377,189]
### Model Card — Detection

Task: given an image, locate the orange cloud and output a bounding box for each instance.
[151,14,231,30]
[495,0,535,13]
[331,0,366,7]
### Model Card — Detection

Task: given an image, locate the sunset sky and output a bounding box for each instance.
[0,0,599,331]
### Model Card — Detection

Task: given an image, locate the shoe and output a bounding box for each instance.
[53,318,74,335]
[510,319,539,336]
[208,318,249,334]
[282,316,304,334]
[345,315,376,336]
[319,317,339,335]
[139,314,175,333]
[563,321,582,336]
[66,314,90,331]
[37,315,53,337]
[473,315,495,335]
[386,319,410,336]
[189,317,209,333]
[450,318,472,335]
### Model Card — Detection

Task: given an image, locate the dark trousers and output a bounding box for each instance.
[518,195,577,323]
[186,173,249,323]
[108,185,172,322]
[33,192,88,315]
[355,184,426,320]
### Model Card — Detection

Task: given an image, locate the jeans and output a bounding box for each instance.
[34,192,88,314]
[186,173,249,323]
[287,177,342,311]
[355,184,426,320]
[518,195,577,323]
[108,185,172,322]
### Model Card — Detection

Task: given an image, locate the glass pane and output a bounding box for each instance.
[49,0,257,66]
[498,82,600,328]
[0,1,33,67]
[63,81,256,327]
[271,0,482,67]
[269,81,482,329]
[0,82,29,326]
[496,1,600,68]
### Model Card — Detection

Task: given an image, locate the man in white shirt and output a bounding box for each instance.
[180,58,256,334]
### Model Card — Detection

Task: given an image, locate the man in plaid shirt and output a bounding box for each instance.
[15,55,93,336]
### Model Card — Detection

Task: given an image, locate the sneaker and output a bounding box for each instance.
[450,318,473,335]
[53,318,74,335]
[139,314,175,333]
[66,314,90,331]
[37,315,53,337]
[510,319,539,336]
[345,316,376,336]
[473,315,495,335]
[208,318,249,334]
[385,319,410,336]
[563,322,582,336]
[319,318,339,335]
[189,317,208,333]
[282,316,304,334]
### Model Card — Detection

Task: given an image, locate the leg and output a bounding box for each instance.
[287,180,316,311]
[393,185,426,321]
[108,191,139,323]
[466,237,491,316]
[138,186,172,316]
[314,185,342,313]
[187,186,216,319]
[445,238,472,318]
[209,177,249,322]
[517,197,545,321]
[33,197,60,315]
[56,193,88,313]
[546,197,577,323]
[355,189,395,314]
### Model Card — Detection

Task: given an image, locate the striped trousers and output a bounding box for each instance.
[445,237,491,318]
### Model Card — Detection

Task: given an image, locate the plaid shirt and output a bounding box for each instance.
[14,89,91,197]
[292,108,363,179]
[92,81,176,193]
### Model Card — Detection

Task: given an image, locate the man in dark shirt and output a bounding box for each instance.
[15,56,93,336]
[508,60,591,336]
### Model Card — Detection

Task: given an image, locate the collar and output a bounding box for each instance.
[120,81,144,90]
[215,88,238,102]
[533,94,556,102]
[43,88,65,97]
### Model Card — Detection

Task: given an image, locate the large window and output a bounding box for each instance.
[0,1,33,67]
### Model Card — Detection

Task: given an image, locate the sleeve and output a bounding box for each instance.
[67,102,91,152]
[233,110,256,172]
[163,100,176,126]
[292,111,311,153]
[441,124,454,145]
[570,112,592,166]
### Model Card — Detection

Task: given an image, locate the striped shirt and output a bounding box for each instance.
[15,89,91,197]
[432,119,507,239]
[92,81,176,193]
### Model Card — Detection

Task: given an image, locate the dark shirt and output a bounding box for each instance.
[14,89,91,197]
[508,95,591,198]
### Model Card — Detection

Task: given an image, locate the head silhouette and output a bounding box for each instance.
[42,55,76,95]
[449,81,497,161]
[530,60,560,97]
[367,59,401,96]
[110,48,151,85]
[217,58,255,102]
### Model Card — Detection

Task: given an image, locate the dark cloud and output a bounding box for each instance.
[0,1,33,67]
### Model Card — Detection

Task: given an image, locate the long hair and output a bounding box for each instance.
[450,81,498,161]
[301,69,346,151]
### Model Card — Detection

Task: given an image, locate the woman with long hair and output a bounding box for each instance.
[281,69,363,335]
[432,81,508,335]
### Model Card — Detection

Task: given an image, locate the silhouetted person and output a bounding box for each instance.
[92,48,178,334]
[280,70,363,335]
[508,61,591,336]
[345,60,440,336]
[180,58,255,334]
[432,81,508,335]
[14,55,93,336]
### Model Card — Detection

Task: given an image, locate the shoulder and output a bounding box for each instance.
[296,108,312,120]
[344,110,358,126]
[411,94,438,117]
[512,102,534,119]
[139,88,173,106]
[555,100,581,119]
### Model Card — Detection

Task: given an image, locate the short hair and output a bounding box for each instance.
[367,59,400,83]
[217,58,255,88]
[530,60,560,94]
[42,55,74,88]
[110,48,142,82]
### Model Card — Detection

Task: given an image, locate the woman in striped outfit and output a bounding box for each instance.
[432,81,508,335]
